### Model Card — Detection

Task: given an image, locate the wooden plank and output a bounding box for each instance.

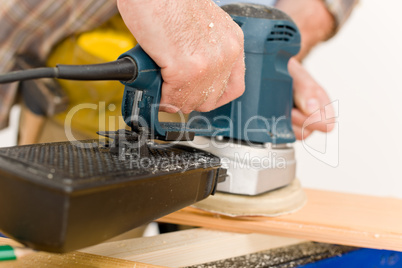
[0,237,163,268]
[159,188,402,252]
[81,228,303,267]
[0,230,303,268]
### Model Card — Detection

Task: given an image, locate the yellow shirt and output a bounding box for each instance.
[47,15,137,137]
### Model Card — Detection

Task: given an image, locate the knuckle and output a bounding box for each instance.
[301,81,316,92]
[232,23,245,43]
[180,107,193,115]
[187,56,209,77]
[195,56,209,71]
[228,84,245,100]
[312,84,324,93]
[196,105,213,113]
[235,85,245,98]
[160,101,179,113]
[227,35,244,56]
[296,78,320,93]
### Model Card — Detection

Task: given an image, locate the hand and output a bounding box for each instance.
[276,0,336,140]
[117,0,245,114]
[289,58,335,140]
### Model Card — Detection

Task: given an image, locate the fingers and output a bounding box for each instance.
[160,15,244,114]
[118,0,245,114]
[209,50,245,109]
[292,116,313,140]
[289,58,336,140]
[159,43,245,114]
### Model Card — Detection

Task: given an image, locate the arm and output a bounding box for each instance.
[276,0,335,61]
[117,0,245,114]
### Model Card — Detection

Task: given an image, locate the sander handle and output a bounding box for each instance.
[118,4,301,144]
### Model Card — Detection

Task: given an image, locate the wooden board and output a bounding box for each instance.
[3,188,402,266]
[0,237,162,268]
[0,230,303,268]
[159,188,402,252]
[81,228,303,267]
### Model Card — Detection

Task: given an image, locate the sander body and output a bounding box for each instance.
[119,4,301,195]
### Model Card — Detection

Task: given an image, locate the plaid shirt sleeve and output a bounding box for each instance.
[324,0,359,32]
[0,0,118,129]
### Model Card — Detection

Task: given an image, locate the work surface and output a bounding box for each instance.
[2,187,402,267]
[0,230,358,267]
[160,188,402,252]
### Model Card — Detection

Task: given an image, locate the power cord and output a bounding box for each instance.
[0,57,137,84]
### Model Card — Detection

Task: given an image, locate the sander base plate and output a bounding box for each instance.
[193,179,306,217]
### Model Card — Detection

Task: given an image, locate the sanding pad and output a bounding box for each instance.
[193,179,306,217]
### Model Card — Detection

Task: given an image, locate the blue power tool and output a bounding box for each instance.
[0,3,301,252]
[118,4,301,195]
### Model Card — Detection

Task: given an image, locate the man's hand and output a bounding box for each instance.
[276,0,336,140]
[117,0,245,114]
[289,58,335,140]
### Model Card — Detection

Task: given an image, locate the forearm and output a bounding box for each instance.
[275,0,335,61]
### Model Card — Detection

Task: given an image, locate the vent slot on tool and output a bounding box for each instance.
[0,141,220,187]
[267,24,296,42]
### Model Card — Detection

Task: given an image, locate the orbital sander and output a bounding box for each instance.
[184,4,305,216]
[0,3,305,252]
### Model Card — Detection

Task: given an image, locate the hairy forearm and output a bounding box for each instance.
[275,0,335,60]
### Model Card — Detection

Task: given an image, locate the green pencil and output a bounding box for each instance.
[0,245,35,261]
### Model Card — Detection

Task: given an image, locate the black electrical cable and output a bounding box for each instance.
[0,57,137,84]
[0,68,57,83]
[57,57,137,81]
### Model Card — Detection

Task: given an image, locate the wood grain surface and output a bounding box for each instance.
[0,230,303,268]
[81,228,303,267]
[2,188,402,267]
[159,188,402,252]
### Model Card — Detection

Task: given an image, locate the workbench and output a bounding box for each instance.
[1,188,402,267]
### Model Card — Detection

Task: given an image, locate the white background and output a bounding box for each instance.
[0,1,401,198]
[296,0,402,197]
